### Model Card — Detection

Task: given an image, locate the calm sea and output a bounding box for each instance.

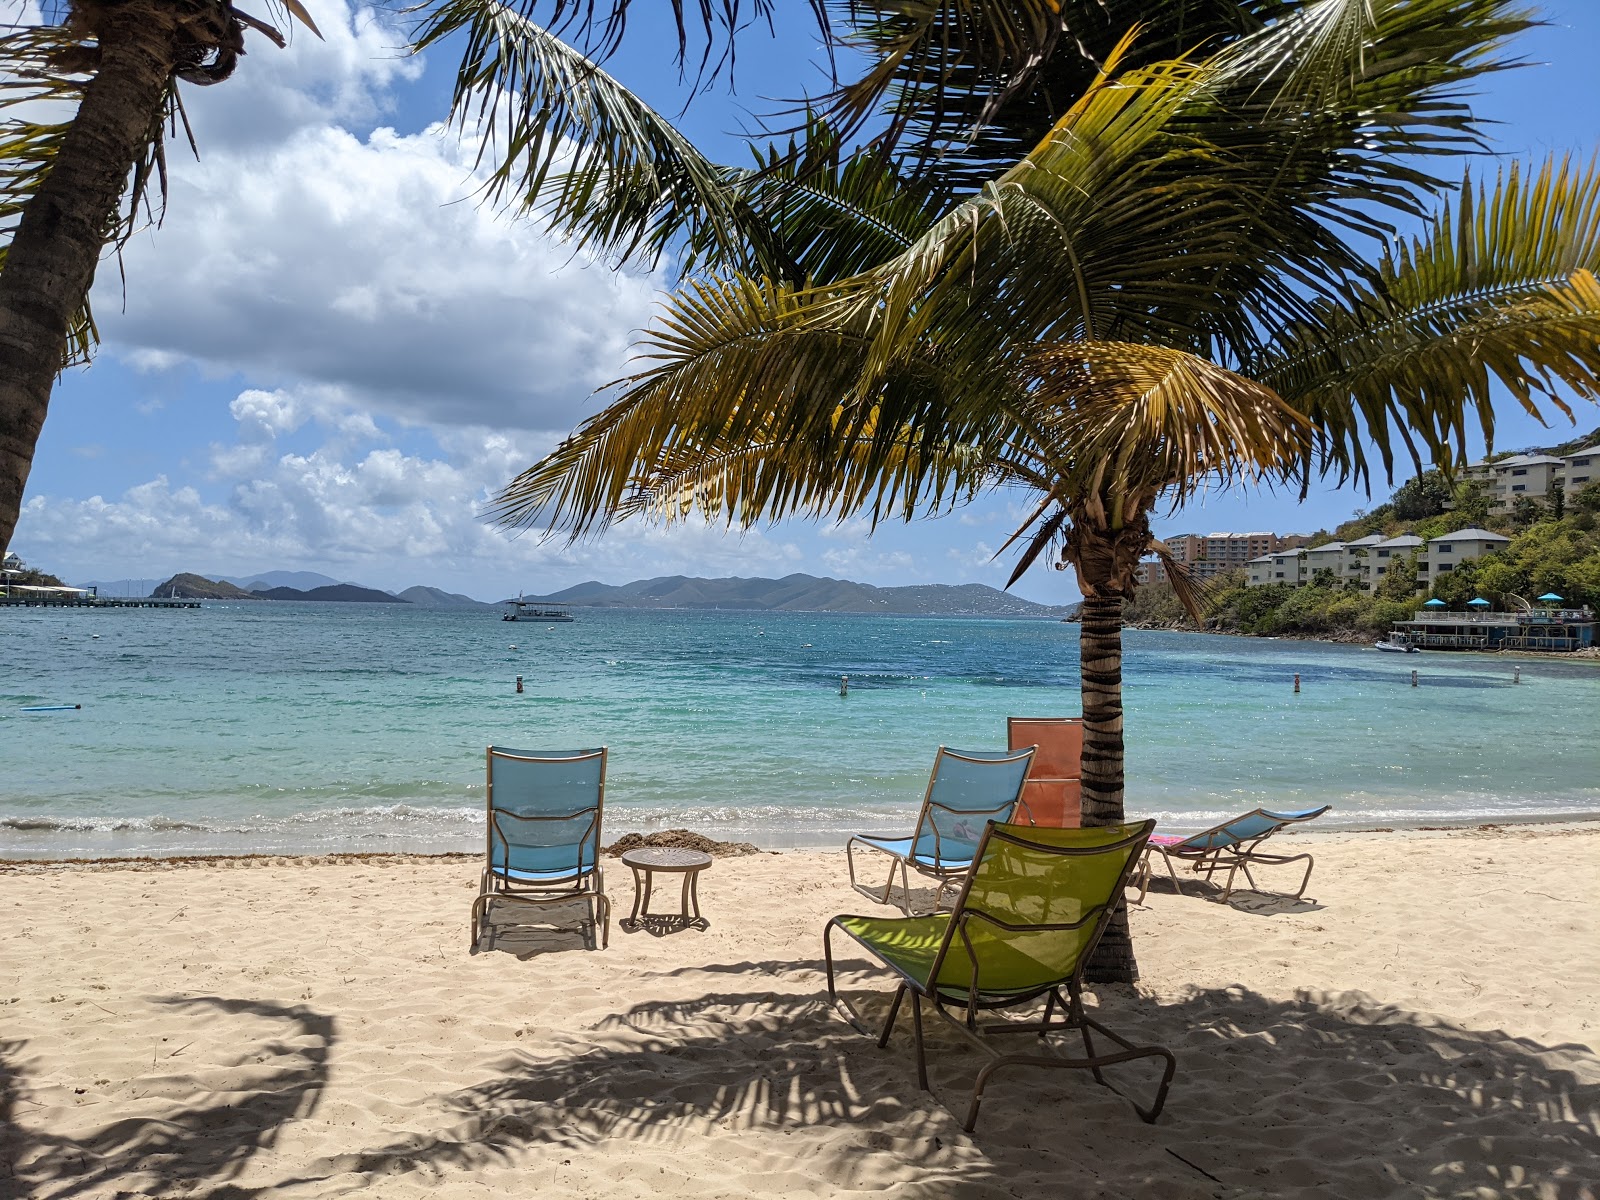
[2,602,1597,858]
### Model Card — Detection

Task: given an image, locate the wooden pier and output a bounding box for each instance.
[0,596,201,609]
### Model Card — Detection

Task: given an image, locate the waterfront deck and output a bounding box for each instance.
[0,596,201,609]
[1395,607,1596,652]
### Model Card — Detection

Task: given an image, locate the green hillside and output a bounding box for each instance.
[1130,429,1600,639]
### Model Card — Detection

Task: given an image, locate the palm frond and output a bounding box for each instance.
[719,119,950,285]
[1007,340,1311,525]
[1257,155,1600,488]
[822,0,1288,184]
[415,1,778,272]
[1150,540,1210,622]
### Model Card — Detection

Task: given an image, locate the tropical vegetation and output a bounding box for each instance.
[1130,432,1600,637]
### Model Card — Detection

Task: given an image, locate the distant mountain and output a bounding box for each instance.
[215,570,343,592]
[397,585,496,609]
[255,583,410,604]
[525,573,1071,617]
[151,573,260,600]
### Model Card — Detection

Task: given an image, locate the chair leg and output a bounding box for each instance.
[469,893,490,952]
[879,984,906,1048]
[910,992,929,1091]
[594,892,611,950]
[1160,848,1184,897]
[1293,853,1315,899]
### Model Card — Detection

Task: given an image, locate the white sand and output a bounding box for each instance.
[2,824,1597,1199]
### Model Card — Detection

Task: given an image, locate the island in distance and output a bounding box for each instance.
[147,573,485,607]
[142,571,1070,617]
[523,573,1074,617]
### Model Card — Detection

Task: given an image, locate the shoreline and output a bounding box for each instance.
[1123,620,1600,660]
[6,811,1600,871]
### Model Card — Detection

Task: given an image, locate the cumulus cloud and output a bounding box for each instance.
[103,122,657,430]
[20,388,802,593]
[92,0,658,432]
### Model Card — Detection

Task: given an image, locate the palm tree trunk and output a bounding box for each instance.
[0,11,176,555]
[1067,516,1149,985]
[1077,593,1126,825]
[1076,589,1138,984]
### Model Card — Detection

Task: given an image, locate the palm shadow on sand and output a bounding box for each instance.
[275,967,1599,1198]
[3,996,333,1200]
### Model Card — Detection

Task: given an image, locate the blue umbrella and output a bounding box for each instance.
[1467,597,1491,608]
[1423,598,1446,608]
[1537,592,1564,603]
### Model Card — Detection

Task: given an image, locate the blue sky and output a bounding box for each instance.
[13,1,1600,602]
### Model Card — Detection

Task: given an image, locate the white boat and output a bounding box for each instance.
[502,595,573,622]
[1374,639,1418,654]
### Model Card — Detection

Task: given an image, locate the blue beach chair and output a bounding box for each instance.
[1137,805,1331,902]
[846,746,1036,915]
[470,746,611,950]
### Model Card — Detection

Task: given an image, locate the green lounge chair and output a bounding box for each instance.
[470,746,611,950]
[1136,805,1330,903]
[846,745,1037,915]
[825,819,1174,1132]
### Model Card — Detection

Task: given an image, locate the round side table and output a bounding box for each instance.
[620,847,713,930]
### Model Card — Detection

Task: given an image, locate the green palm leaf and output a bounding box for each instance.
[1259,155,1600,487]
[414,1,778,272]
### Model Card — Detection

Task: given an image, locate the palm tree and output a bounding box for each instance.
[487,3,1600,979]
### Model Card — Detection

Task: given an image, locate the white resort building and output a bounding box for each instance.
[1245,527,1513,593]
[1460,445,1600,512]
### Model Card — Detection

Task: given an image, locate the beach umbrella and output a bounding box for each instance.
[1423,598,1446,608]
[1467,597,1491,608]
[1537,592,1564,603]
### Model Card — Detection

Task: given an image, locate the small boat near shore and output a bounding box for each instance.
[1374,638,1419,654]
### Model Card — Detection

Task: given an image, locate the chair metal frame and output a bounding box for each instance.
[827,820,1175,1132]
[470,745,611,950]
[845,745,1037,916]
[1136,805,1330,903]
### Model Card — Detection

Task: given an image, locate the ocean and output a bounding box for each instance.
[3,602,1597,858]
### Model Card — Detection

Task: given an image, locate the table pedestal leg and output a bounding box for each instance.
[689,870,702,921]
[629,866,649,925]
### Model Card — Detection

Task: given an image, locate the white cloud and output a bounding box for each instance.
[820,546,917,576]
[945,541,1000,570]
[89,0,658,434]
[102,121,658,431]
[20,389,802,594]
[182,0,419,147]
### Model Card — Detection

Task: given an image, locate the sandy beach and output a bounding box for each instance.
[3,824,1597,1199]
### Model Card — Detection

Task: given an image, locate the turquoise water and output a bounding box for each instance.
[3,602,1597,858]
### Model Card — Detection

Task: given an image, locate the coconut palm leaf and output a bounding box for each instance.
[720,119,951,285]
[414,1,792,272]
[821,0,1289,180]
[1258,155,1600,488]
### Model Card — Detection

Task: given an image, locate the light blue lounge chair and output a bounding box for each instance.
[847,745,1036,915]
[470,746,611,950]
[1137,805,1331,902]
